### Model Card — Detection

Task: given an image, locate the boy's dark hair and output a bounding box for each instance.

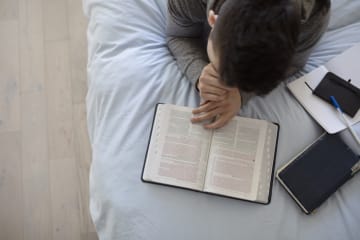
[211,0,301,95]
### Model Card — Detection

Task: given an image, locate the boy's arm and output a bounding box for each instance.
[167,37,208,86]
[167,0,209,86]
[288,0,331,75]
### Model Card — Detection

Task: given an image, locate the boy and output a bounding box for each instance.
[167,0,330,129]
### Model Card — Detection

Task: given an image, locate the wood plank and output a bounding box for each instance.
[44,40,74,160]
[67,0,88,104]
[73,103,97,237]
[43,0,69,41]
[45,37,81,239]
[21,91,52,240]
[19,0,46,93]
[19,2,52,238]
[82,232,99,240]
[0,0,19,20]
[49,157,81,240]
[68,2,96,237]
[0,20,21,132]
[0,132,24,240]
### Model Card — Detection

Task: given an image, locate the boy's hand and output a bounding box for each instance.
[192,87,242,129]
[193,63,242,129]
[197,63,228,103]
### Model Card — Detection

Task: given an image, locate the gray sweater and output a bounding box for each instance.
[167,0,330,104]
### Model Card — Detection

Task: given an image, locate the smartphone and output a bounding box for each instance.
[313,72,360,117]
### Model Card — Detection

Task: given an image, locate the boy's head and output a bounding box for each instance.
[207,0,301,95]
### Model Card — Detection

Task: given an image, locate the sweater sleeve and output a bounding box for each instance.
[166,0,210,86]
[288,0,331,75]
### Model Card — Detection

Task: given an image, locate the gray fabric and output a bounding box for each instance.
[166,0,208,87]
[166,0,331,105]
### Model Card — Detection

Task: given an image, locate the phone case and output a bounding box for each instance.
[313,72,360,117]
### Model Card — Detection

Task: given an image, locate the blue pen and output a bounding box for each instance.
[330,96,360,146]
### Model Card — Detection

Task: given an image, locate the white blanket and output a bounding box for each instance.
[83,0,360,239]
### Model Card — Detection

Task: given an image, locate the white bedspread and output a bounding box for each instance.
[83,0,360,239]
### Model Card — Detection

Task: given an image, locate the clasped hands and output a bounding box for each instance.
[191,63,242,129]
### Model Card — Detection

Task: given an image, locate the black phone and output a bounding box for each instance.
[313,72,360,117]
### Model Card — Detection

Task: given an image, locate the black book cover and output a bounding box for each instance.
[277,133,359,214]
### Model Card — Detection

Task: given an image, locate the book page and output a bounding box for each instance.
[203,117,273,201]
[143,104,212,191]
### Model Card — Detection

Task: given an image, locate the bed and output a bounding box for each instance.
[83,0,360,239]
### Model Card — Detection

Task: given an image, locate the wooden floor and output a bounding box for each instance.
[0,0,98,239]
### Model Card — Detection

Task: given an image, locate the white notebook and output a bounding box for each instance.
[288,43,360,134]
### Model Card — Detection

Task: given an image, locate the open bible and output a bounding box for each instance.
[142,104,279,204]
